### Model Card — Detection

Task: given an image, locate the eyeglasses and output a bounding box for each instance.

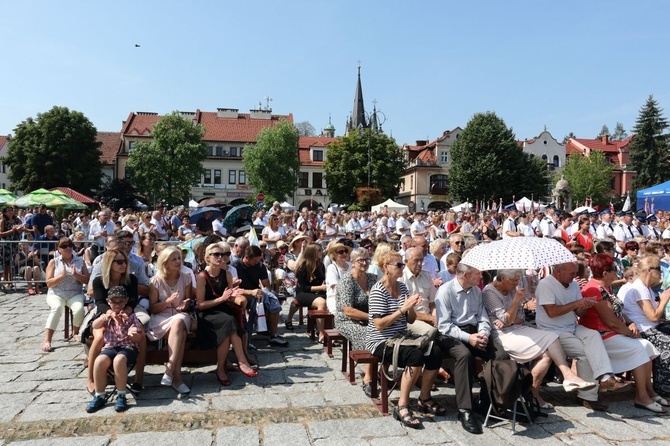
[121,241,134,246]
[210,252,231,258]
[58,244,74,249]
[356,258,371,264]
[388,262,405,268]
[336,249,348,255]
[107,298,127,306]
[649,266,662,271]
[452,241,464,245]
[113,259,127,265]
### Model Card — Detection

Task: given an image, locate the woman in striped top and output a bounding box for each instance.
[365,250,444,429]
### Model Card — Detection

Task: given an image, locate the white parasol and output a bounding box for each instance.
[460,237,576,271]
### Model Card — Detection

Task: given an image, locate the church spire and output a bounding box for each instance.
[351,63,367,131]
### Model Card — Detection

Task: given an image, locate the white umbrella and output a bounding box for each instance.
[573,206,596,214]
[460,237,576,271]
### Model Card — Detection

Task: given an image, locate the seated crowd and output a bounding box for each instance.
[11,203,670,432]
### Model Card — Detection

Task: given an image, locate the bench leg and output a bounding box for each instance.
[380,368,389,416]
[370,361,379,399]
[298,306,304,326]
[348,354,356,385]
[340,339,348,373]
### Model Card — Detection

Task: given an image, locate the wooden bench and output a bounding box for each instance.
[348,349,394,415]
[306,309,334,341]
[145,335,217,365]
[322,329,348,372]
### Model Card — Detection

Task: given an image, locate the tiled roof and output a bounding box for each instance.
[0,135,8,148]
[298,136,336,165]
[567,136,633,154]
[120,110,294,143]
[49,187,99,204]
[96,131,122,164]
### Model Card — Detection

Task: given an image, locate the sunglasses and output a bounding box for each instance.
[452,241,464,245]
[113,259,127,265]
[388,262,405,268]
[59,244,74,249]
[121,241,134,246]
[649,266,662,271]
[210,252,231,258]
[336,249,349,255]
[356,258,371,264]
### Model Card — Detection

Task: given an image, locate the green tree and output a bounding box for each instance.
[598,124,610,138]
[563,132,576,143]
[561,151,614,206]
[611,122,628,140]
[629,95,670,191]
[127,111,206,206]
[450,111,550,203]
[243,119,300,202]
[295,121,316,136]
[98,179,140,211]
[324,129,406,206]
[4,106,102,193]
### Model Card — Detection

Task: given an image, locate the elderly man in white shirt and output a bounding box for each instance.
[401,247,437,337]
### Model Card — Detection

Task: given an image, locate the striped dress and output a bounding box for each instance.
[365,280,408,353]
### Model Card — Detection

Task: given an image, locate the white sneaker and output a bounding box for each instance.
[173,383,190,394]
[160,373,173,386]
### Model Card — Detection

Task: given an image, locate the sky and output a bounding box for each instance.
[2,1,670,146]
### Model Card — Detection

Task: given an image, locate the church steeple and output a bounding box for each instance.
[348,64,367,133]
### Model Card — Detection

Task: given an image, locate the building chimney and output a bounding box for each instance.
[601,134,609,145]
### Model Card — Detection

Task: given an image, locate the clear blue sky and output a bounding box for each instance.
[2,1,669,146]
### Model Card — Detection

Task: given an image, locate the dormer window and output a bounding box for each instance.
[312,149,324,162]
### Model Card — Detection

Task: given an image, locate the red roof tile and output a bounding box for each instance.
[0,135,8,148]
[96,131,122,165]
[49,187,99,204]
[120,110,295,144]
[298,136,336,165]
[567,135,633,153]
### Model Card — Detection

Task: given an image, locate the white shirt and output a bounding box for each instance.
[502,217,517,239]
[596,222,614,240]
[212,218,227,237]
[151,218,168,240]
[518,221,535,237]
[540,217,557,237]
[622,279,658,332]
[410,220,426,237]
[535,274,579,334]
[401,268,436,315]
[89,219,115,247]
[395,217,411,235]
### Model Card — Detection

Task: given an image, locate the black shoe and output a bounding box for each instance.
[458,410,483,435]
[130,383,143,395]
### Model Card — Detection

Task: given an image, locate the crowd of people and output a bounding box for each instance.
[4,200,670,431]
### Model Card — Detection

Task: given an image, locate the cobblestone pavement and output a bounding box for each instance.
[0,291,669,445]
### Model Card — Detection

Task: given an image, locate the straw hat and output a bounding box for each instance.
[289,234,311,250]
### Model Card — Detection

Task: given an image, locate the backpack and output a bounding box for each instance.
[478,359,535,418]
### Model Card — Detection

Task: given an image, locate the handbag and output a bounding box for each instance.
[382,331,431,381]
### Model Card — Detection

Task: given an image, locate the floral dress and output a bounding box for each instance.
[335,272,376,350]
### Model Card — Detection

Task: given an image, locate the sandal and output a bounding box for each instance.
[41,342,53,352]
[393,405,423,429]
[652,396,670,407]
[418,397,447,416]
[284,320,295,331]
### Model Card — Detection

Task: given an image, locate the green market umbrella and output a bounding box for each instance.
[13,188,62,208]
[0,189,17,205]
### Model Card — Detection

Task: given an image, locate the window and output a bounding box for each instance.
[541,154,548,163]
[228,170,236,184]
[312,150,324,162]
[429,174,449,195]
[128,141,136,152]
[125,166,133,181]
[214,169,221,185]
[440,151,448,163]
[239,170,246,184]
[230,147,238,157]
[207,146,213,156]
[215,146,223,156]
[553,155,560,168]
[240,147,244,157]
[312,172,323,189]
[204,169,212,184]
[299,172,309,188]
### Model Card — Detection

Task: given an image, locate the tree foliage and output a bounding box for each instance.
[127,111,206,206]
[598,124,610,138]
[563,132,576,143]
[611,122,628,141]
[4,106,102,194]
[324,129,406,206]
[98,179,140,211]
[243,119,300,202]
[295,121,316,136]
[629,95,670,192]
[561,151,615,206]
[450,111,550,203]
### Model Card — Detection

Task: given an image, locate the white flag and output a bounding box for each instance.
[622,193,631,212]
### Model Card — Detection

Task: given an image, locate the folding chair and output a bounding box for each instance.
[483,394,533,434]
